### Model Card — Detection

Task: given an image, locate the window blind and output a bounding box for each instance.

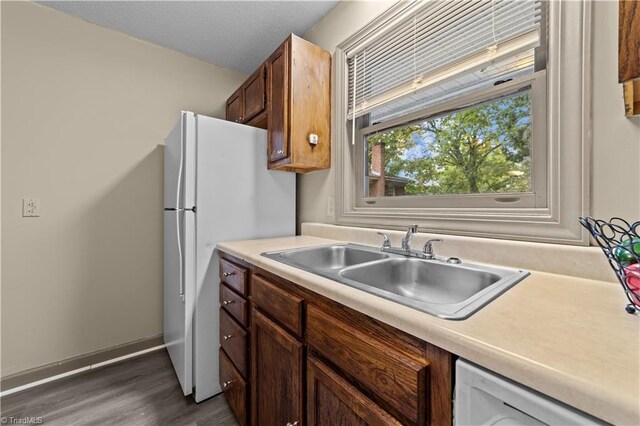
[347,0,543,119]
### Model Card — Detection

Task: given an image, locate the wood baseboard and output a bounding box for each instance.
[0,334,164,391]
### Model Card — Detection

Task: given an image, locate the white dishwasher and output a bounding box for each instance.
[454,359,606,426]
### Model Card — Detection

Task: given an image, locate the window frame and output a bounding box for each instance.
[355,72,547,210]
[332,0,591,245]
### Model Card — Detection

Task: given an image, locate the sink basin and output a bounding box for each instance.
[340,258,502,305]
[262,243,528,319]
[270,244,388,271]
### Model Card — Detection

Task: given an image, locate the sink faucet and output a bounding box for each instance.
[377,229,455,262]
[401,225,418,252]
[422,239,442,259]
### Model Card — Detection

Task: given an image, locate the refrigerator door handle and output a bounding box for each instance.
[177,120,185,303]
[177,210,185,302]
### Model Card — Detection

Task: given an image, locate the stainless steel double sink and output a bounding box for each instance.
[262,244,529,320]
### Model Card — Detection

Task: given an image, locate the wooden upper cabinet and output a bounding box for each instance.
[619,0,640,116]
[226,87,243,124]
[242,64,267,125]
[226,66,267,126]
[267,41,290,163]
[268,34,331,172]
[225,34,331,172]
[251,308,304,426]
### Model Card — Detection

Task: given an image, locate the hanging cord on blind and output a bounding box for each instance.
[362,50,367,110]
[488,0,498,57]
[412,15,421,89]
[351,55,357,146]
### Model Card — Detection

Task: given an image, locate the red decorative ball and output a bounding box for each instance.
[623,263,640,292]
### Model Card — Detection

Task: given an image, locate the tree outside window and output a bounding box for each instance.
[365,90,532,197]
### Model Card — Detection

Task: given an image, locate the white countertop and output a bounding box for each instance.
[218,235,640,425]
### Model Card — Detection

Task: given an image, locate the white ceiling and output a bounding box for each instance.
[39,1,338,74]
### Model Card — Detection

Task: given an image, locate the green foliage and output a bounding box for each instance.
[366,92,532,195]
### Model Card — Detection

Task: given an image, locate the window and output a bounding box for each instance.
[357,82,547,209]
[366,91,533,198]
[334,0,591,244]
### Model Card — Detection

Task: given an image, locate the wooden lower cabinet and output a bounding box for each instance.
[307,355,401,426]
[306,305,428,425]
[220,348,248,426]
[220,253,452,426]
[219,256,251,426]
[251,307,304,426]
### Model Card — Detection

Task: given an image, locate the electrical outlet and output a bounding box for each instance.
[23,198,40,217]
[327,196,335,217]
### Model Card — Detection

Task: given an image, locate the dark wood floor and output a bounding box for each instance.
[1,349,238,425]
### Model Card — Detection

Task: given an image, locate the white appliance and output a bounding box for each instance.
[455,359,604,425]
[164,112,295,402]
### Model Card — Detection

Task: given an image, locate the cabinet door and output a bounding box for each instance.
[243,64,266,123]
[251,307,303,426]
[266,40,290,164]
[307,305,428,425]
[226,88,243,123]
[307,356,401,426]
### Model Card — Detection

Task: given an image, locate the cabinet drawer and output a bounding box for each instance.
[252,275,303,337]
[220,283,248,327]
[220,258,248,296]
[220,348,247,426]
[306,305,429,426]
[220,308,248,378]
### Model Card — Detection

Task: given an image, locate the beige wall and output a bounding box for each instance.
[591,0,640,220]
[298,1,395,227]
[299,0,640,228]
[1,2,246,376]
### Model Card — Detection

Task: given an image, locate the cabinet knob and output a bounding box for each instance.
[223,334,233,340]
[223,271,235,277]
[222,300,235,306]
[222,380,233,388]
[276,150,284,155]
[286,422,298,426]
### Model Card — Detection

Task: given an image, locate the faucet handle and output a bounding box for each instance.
[377,232,391,249]
[423,238,443,256]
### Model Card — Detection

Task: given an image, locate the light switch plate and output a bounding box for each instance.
[23,198,40,217]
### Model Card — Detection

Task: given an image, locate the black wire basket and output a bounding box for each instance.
[579,217,640,314]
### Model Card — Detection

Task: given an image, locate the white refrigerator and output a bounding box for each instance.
[164,112,295,402]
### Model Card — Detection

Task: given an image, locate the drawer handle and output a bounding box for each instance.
[223,334,233,340]
[222,380,233,388]
[222,300,235,306]
[286,422,298,426]
[223,271,235,277]
[276,149,284,155]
